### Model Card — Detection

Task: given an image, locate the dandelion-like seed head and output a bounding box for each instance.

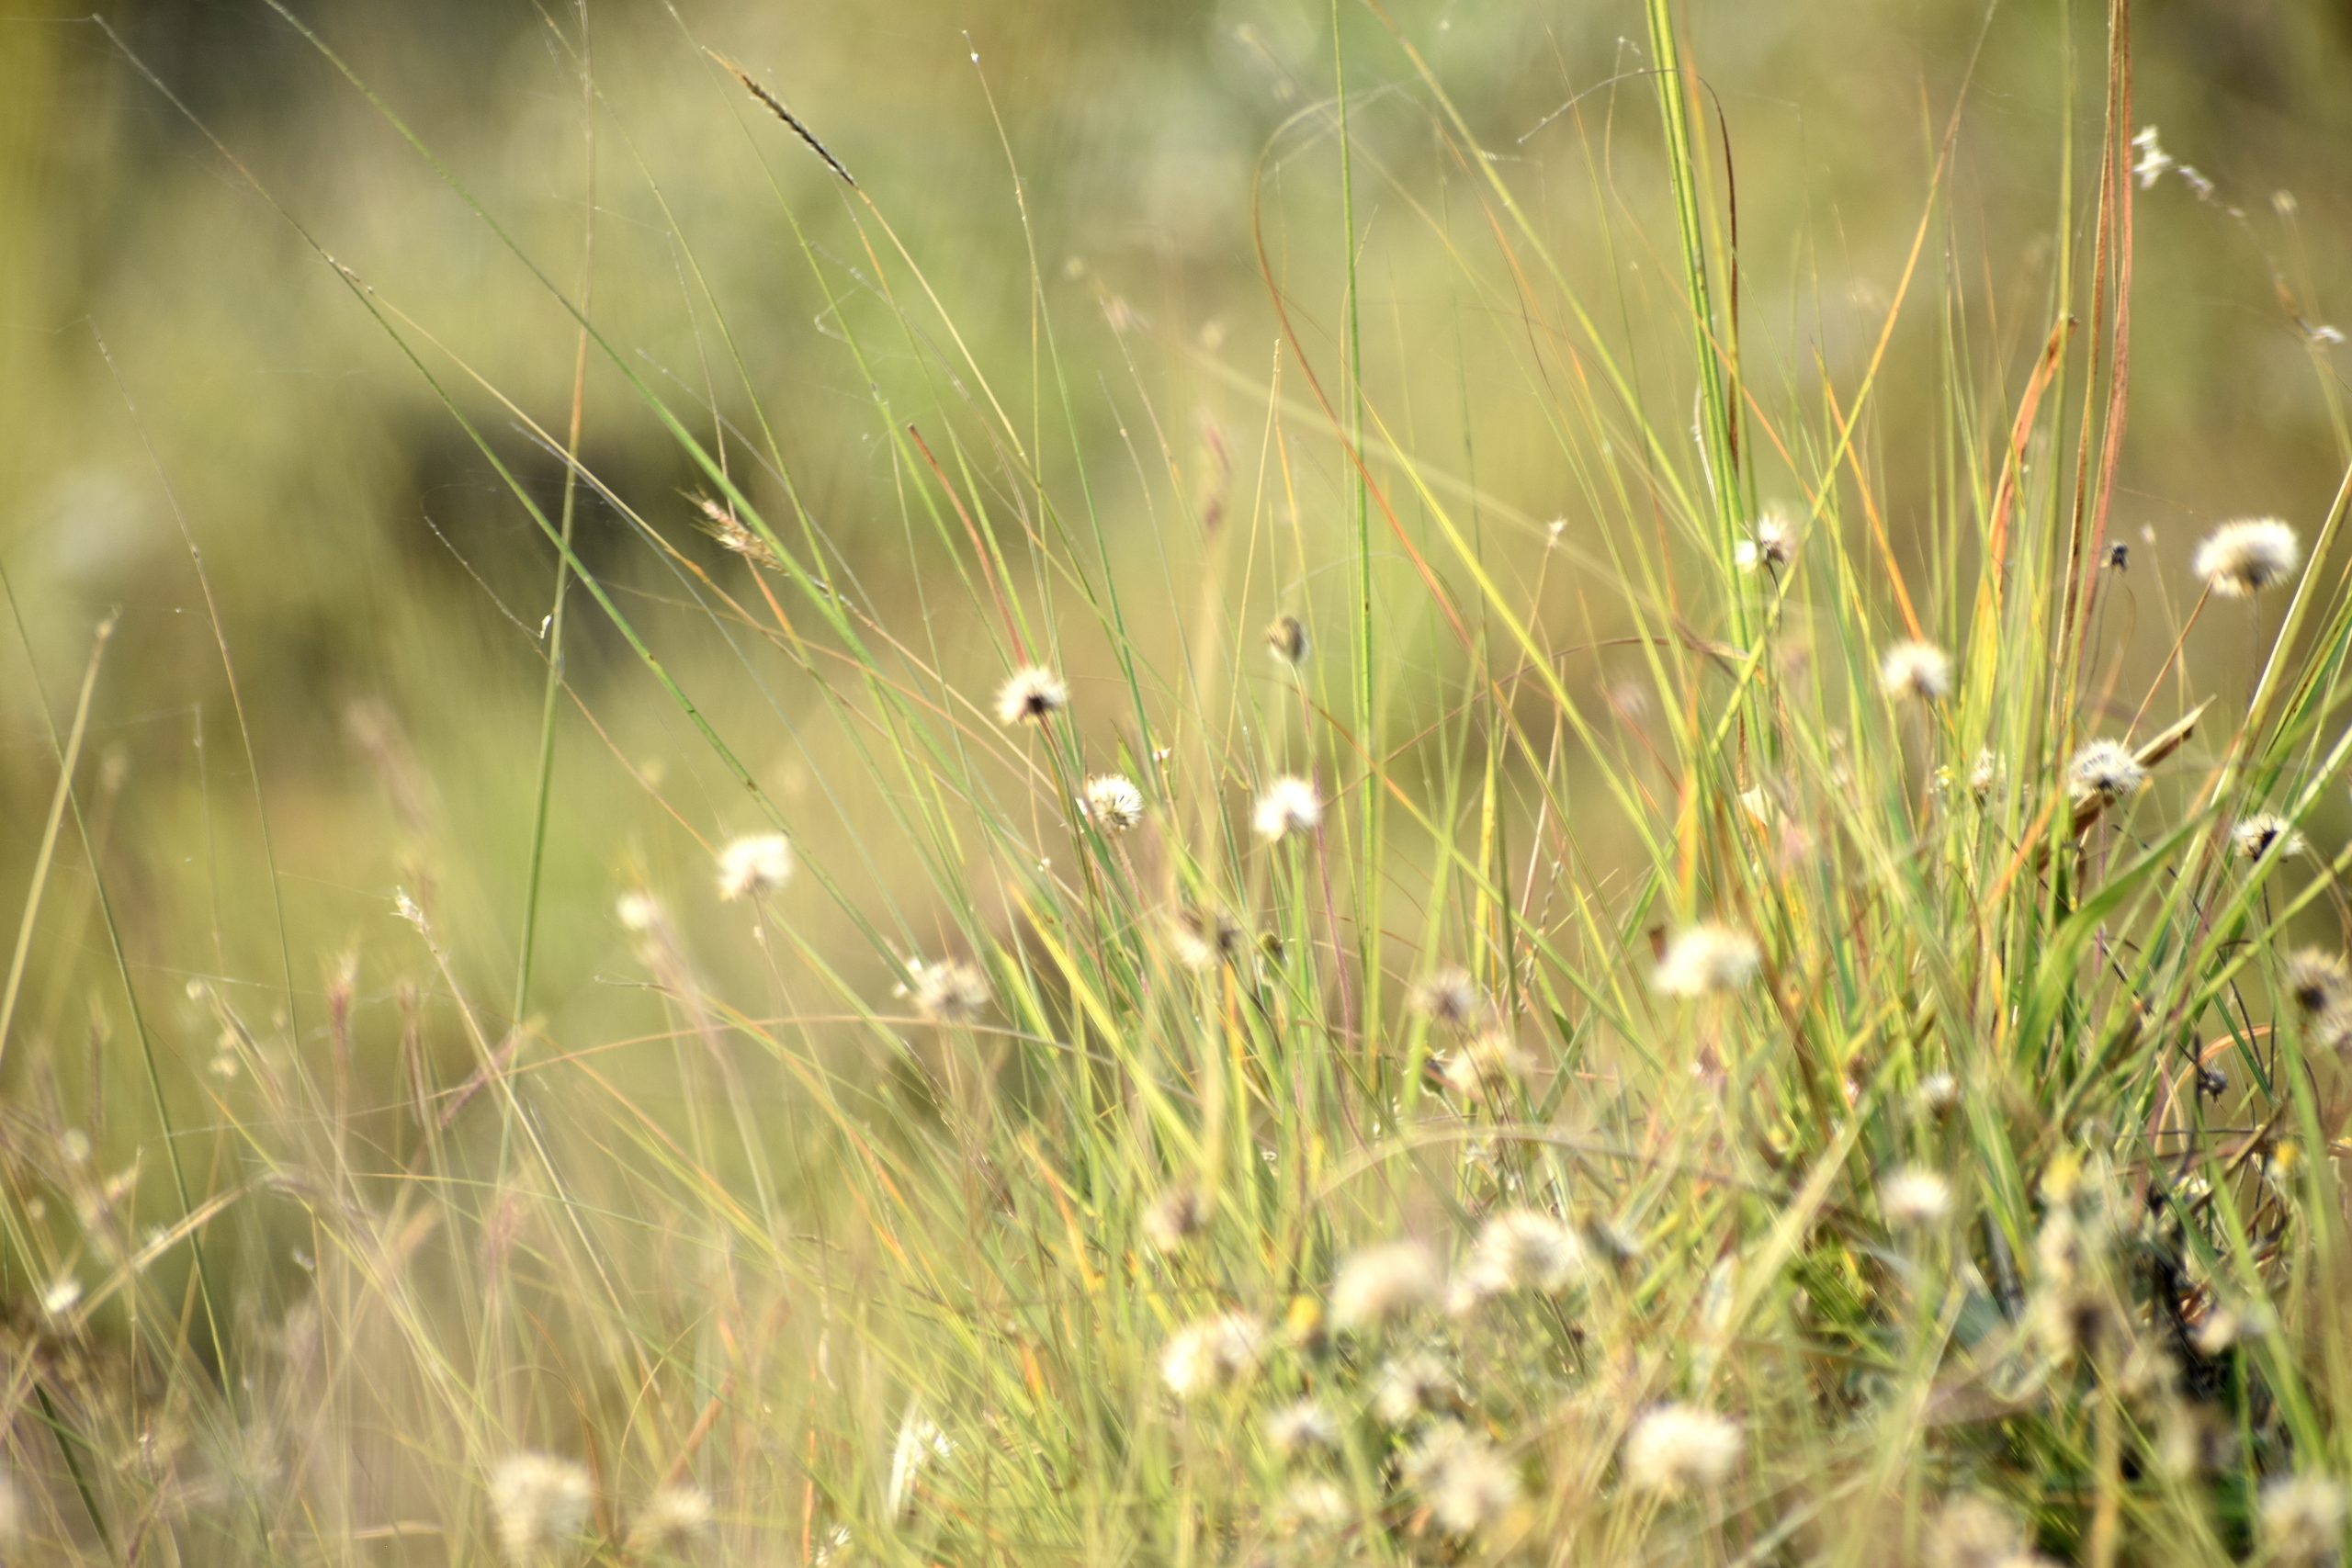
[1252,775,1322,842]
[911,958,990,1025]
[1880,1165,1955,1230]
[1372,1351,1458,1426]
[1410,966,1486,1029]
[488,1452,594,1563]
[1968,750,2006,801]
[2285,948,2352,1018]
[1329,1239,1442,1334]
[1468,1208,1588,1297]
[2233,812,2307,863]
[1267,614,1311,667]
[1439,1030,1533,1100]
[1168,907,1244,971]
[1926,1495,2029,1568]
[994,665,1069,725]
[715,834,794,901]
[1880,639,1955,702]
[1141,1184,1210,1252]
[1159,1311,1266,1401]
[1399,1423,1523,1539]
[1272,1477,1352,1537]
[2194,517,2301,598]
[1917,1073,1961,1117]
[2260,1473,2348,1567]
[1622,1404,1742,1496]
[2067,739,2147,802]
[1262,1398,1340,1460]
[627,1483,713,1554]
[1653,922,1762,998]
[1082,773,1146,834]
[1735,513,1797,573]
[616,891,663,933]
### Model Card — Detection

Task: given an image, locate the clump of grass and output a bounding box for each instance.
[7,2,2352,1564]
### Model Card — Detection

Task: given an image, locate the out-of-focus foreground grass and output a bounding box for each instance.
[3,0,2352,1562]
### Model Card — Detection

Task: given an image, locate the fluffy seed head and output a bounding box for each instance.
[2260,1473,2348,1566]
[1372,1352,1458,1426]
[1141,1184,1209,1252]
[1653,922,1762,998]
[1410,967,1486,1029]
[1735,513,1797,573]
[911,959,989,1024]
[1927,1495,2029,1568]
[1167,907,1244,971]
[1439,1031,1533,1100]
[1082,773,1145,833]
[2285,949,2352,1017]
[1266,614,1310,667]
[1400,1423,1523,1538]
[1329,1239,1442,1333]
[1467,1208,1588,1296]
[2233,812,2307,862]
[1272,1477,1351,1536]
[1880,1166,1955,1230]
[715,834,794,901]
[1252,775,1322,841]
[2194,518,2301,597]
[1263,1398,1339,1460]
[1622,1405,1742,1496]
[1159,1311,1266,1400]
[1880,640,1954,702]
[488,1452,594,1562]
[2067,739,2147,802]
[994,665,1068,725]
[627,1483,712,1553]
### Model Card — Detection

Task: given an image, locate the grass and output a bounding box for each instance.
[6,2,2352,1563]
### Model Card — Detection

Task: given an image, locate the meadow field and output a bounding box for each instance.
[5,0,2352,1562]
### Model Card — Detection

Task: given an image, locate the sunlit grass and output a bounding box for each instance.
[6,4,2352,1565]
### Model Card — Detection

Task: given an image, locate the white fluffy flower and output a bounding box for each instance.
[488,1452,593,1562]
[994,664,1069,724]
[715,834,794,900]
[1622,1405,1742,1496]
[2067,740,2146,802]
[1159,1311,1266,1400]
[1082,773,1145,833]
[1880,1166,1954,1230]
[1329,1240,1442,1333]
[2193,518,2301,597]
[1252,775,1322,841]
[1653,922,1761,998]
[1880,639,1954,702]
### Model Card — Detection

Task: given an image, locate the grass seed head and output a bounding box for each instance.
[2194,517,2301,597]
[1466,1208,1587,1297]
[1653,922,1762,998]
[1159,1311,1266,1400]
[1081,773,1145,833]
[1736,512,1797,573]
[1400,1422,1523,1538]
[2284,948,2352,1017]
[1252,775,1322,841]
[1266,613,1311,667]
[1263,1398,1340,1460]
[2260,1473,2348,1566]
[1141,1183,1209,1252]
[911,958,990,1024]
[994,665,1068,725]
[2066,739,2146,802]
[2232,811,2307,862]
[1880,1166,1955,1230]
[627,1483,712,1553]
[1329,1240,1442,1334]
[1880,639,1954,702]
[715,834,794,901]
[1410,966,1486,1029]
[488,1452,593,1563]
[1622,1405,1742,1496]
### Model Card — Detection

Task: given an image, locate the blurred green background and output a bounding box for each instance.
[2,0,2348,1074]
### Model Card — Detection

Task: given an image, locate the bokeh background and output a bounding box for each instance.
[3,0,2349,1076]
